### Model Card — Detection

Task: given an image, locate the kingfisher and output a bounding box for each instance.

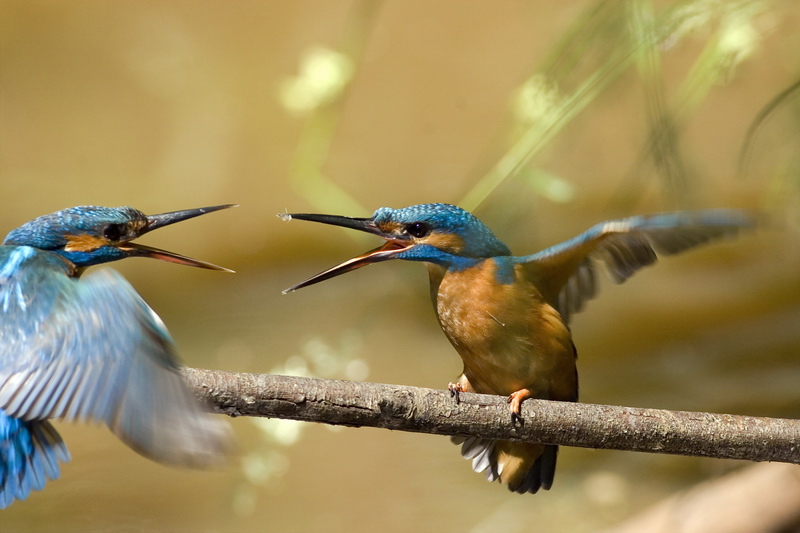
[282,203,753,493]
[0,204,235,508]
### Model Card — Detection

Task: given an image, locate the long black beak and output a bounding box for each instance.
[146,204,237,232]
[119,204,237,272]
[281,212,411,293]
[284,213,385,236]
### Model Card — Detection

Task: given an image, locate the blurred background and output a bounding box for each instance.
[1,1,799,531]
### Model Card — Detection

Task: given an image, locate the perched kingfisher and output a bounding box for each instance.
[0,204,235,508]
[282,203,753,493]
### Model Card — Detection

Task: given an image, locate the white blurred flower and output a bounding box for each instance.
[279,46,354,115]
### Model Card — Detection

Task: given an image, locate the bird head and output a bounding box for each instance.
[3,204,236,271]
[282,203,510,292]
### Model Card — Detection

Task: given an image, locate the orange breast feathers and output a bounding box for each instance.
[428,259,577,401]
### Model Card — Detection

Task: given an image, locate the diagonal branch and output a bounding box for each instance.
[183,368,800,464]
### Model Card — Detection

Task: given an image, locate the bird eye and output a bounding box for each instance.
[103,223,127,241]
[404,222,430,238]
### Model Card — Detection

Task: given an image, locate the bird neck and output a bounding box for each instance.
[0,245,79,278]
[425,255,518,297]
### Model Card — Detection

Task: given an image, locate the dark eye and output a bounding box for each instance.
[404,222,430,238]
[103,223,126,241]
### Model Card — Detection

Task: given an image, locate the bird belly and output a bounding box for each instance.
[431,262,576,401]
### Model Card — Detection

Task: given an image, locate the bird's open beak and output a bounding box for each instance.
[118,204,237,272]
[281,212,412,293]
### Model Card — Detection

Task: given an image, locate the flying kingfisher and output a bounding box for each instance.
[282,203,753,493]
[0,204,234,508]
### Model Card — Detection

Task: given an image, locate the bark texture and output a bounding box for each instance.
[183,369,800,463]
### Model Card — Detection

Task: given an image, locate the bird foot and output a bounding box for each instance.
[448,382,464,404]
[507,389,533,426]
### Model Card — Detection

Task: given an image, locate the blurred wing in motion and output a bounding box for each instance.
[0,246,230,467]
[520,210,754,323]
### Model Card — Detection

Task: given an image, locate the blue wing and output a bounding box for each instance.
[519,210,754,322]
[0,246,230,467]
[0,410,69,509]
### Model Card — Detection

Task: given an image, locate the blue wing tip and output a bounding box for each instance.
[0,417,69,509]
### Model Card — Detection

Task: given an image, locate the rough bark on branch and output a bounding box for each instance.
[183,368,800,464]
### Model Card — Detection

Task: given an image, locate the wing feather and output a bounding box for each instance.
[0,247,230,467]
[521,210,754,322]
[0,411,69,509]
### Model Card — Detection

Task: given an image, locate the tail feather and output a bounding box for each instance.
[451,436,556,493]
[510,444,558,494]
[452,436,499,481]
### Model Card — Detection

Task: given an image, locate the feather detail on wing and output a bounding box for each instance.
[520,210,754,322]
[0,412,69,509]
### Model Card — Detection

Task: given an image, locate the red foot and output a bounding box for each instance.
[507,388,533,425]
[448,382,464,404]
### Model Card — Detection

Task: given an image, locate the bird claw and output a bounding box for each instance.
[448,382,463,404]
[507,389,532,426]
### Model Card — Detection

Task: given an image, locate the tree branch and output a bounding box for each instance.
[183,368,800,464]
[604,463,800,533]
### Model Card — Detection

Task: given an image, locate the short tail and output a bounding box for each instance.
[1,413,70,509]
[451,436,557,494]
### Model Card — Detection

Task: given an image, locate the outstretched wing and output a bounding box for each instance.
[0,412,69,509]
[0,246,230,467]
[519,210,754,323]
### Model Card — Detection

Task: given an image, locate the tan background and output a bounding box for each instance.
[2,1,799,531]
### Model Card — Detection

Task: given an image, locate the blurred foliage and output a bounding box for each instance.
[278,0,799,219]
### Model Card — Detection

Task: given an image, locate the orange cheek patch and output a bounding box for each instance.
[64,234,110,252]
[422,232,465,253]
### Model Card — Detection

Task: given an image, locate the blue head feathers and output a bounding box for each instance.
[3,205,234,271]
[373,203,512,258]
